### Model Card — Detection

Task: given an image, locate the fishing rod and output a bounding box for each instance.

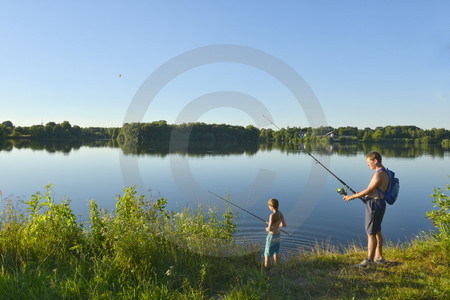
[262,115,282,130]
[262,114,362,201]
[208,191,291,236]
[305,152,359,197]
[306,152,356,194]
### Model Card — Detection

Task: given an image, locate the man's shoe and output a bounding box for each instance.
[374,257,386,265]
[356,258,372,267]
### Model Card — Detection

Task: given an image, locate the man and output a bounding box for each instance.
[343,151,389,267]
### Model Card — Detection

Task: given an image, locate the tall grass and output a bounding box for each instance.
[0,185,265,299]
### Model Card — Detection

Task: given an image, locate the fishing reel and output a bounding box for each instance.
[337,188,347,196]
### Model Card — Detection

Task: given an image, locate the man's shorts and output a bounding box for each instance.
[365,198,386,235]
[264,233,280,256]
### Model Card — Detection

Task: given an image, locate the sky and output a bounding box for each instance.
[1,0,449,130]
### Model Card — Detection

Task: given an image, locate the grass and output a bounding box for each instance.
[0,185,449,299]
[267,237,449,299]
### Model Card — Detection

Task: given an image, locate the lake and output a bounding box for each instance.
[1,139,449,255]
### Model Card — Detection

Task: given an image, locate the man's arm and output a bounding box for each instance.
[344,172,382,201]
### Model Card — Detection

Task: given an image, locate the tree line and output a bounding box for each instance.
[260,125,450,146]
[117,121,260,146]
[0,121,119,140]
[1,120,449,146]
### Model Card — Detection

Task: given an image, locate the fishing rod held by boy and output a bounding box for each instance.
[208,191,291,236]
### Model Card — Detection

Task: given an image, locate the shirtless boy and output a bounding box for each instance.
[264,198,286,268]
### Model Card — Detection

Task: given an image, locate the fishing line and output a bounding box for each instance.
[262,114,363,201]
[262,114,281,130]
[208,191,291,236]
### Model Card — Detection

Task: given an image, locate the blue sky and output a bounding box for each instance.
[1,1,449,129]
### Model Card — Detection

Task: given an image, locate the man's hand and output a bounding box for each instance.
[343,195,354,202]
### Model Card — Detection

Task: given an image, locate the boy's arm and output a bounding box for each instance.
[266,213,274,231]
[280,212,287,228]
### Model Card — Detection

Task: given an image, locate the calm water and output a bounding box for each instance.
[1,139,449,255]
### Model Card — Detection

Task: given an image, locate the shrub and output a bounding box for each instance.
[0,185,251,298]
[426,181,450,240]
[22,184,83,262]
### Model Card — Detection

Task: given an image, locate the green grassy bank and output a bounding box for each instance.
[0,184,448,299]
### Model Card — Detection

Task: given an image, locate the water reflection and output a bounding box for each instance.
[0,139,448,158]
[0,139,118,154]
[264,141,449,158]
[119,140,258,156]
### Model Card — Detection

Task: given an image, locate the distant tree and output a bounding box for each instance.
[108,128,120,139]
[61,121,72,137]
[272,129,285,143]
[0,124,12,137]
[0,125,8,138]
[312,126,334,136]
[2,121,14,128]
[362,130,373,141]
[337,126,358,136]
[431,128,446,140]
[420,136,431,144]
[29,125,45,138]
[71,125,82,138]
[11,126,26,137]
[44,123,54,137]
[53,124,64,139]
[259,128,273,142]
[141,121,171,142]
[244,125,260,142]
[383,126,394,138]
[61,121,71,130]
[117,123,143,144]
[372,130,384,140]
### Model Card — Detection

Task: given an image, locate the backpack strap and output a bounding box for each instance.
[376,188,384,199]
[376,168,388,199]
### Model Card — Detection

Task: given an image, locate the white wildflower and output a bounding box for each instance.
[165,266,174,276]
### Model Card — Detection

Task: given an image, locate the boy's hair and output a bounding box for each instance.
[268,198,279,209]
[366,151,382,162]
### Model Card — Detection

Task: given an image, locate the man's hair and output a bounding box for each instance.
[268,198,279,209]
[366,151,382,162]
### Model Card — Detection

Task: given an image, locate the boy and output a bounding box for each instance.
[264,198,286,268]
